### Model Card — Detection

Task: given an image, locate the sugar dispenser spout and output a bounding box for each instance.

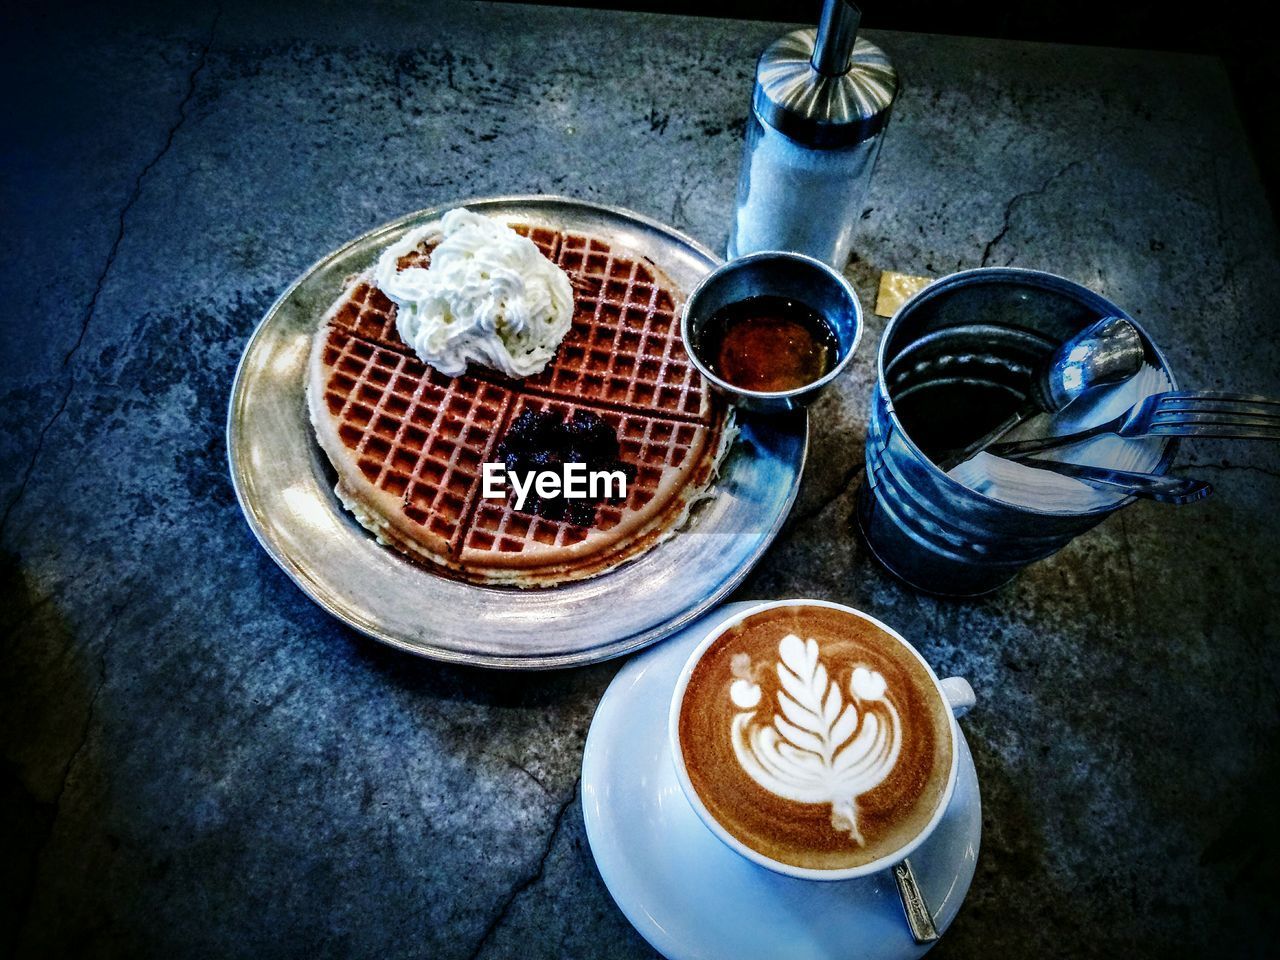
[812,0,862,76]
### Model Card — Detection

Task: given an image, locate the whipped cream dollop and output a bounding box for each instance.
[373,208,574,378]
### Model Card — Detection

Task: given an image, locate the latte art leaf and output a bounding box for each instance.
[729,634,902,844]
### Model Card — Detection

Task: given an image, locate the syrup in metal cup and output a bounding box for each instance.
[682,252,862,414]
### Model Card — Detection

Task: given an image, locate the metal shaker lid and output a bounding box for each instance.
[752,0,898,148]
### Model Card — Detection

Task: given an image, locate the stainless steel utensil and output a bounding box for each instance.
[1017,458,1213,504]
[988,391,1280,460]
[894,858,939,944]
[936,316,1144,470]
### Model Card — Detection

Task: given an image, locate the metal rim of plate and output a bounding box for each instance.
[226,196,808,669]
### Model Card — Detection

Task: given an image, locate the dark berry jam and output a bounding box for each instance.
[493,410,636,526]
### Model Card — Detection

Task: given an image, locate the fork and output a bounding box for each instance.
[987,391,1280,459]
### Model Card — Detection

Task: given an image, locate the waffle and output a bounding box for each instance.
[307,219,730,586]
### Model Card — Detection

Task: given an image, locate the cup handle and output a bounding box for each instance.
[940,677,975,717]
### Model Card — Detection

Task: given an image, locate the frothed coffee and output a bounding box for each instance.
[676,604,954,872]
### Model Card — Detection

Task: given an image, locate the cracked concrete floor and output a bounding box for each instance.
[3,1,1279,958]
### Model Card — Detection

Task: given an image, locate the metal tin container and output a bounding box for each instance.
[856,268,1179,597]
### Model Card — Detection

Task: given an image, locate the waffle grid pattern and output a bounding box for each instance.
[321,327,512,550]
[317,225,720,564]
[524,235,706,420]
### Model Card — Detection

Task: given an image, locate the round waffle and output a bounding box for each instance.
[307,220,731,587]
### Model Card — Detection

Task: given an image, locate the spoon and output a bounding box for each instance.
[936,316,1145,471]
[894,858,939,943]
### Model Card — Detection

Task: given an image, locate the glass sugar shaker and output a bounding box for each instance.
[727,0,898,270]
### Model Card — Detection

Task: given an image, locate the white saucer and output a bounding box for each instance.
[581,602,982,960]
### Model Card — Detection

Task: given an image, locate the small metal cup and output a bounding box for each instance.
[681,251,862,413]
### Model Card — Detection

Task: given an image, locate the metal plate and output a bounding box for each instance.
[227,196,807,669]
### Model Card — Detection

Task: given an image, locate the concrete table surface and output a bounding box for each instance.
[3,1,1278,957]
